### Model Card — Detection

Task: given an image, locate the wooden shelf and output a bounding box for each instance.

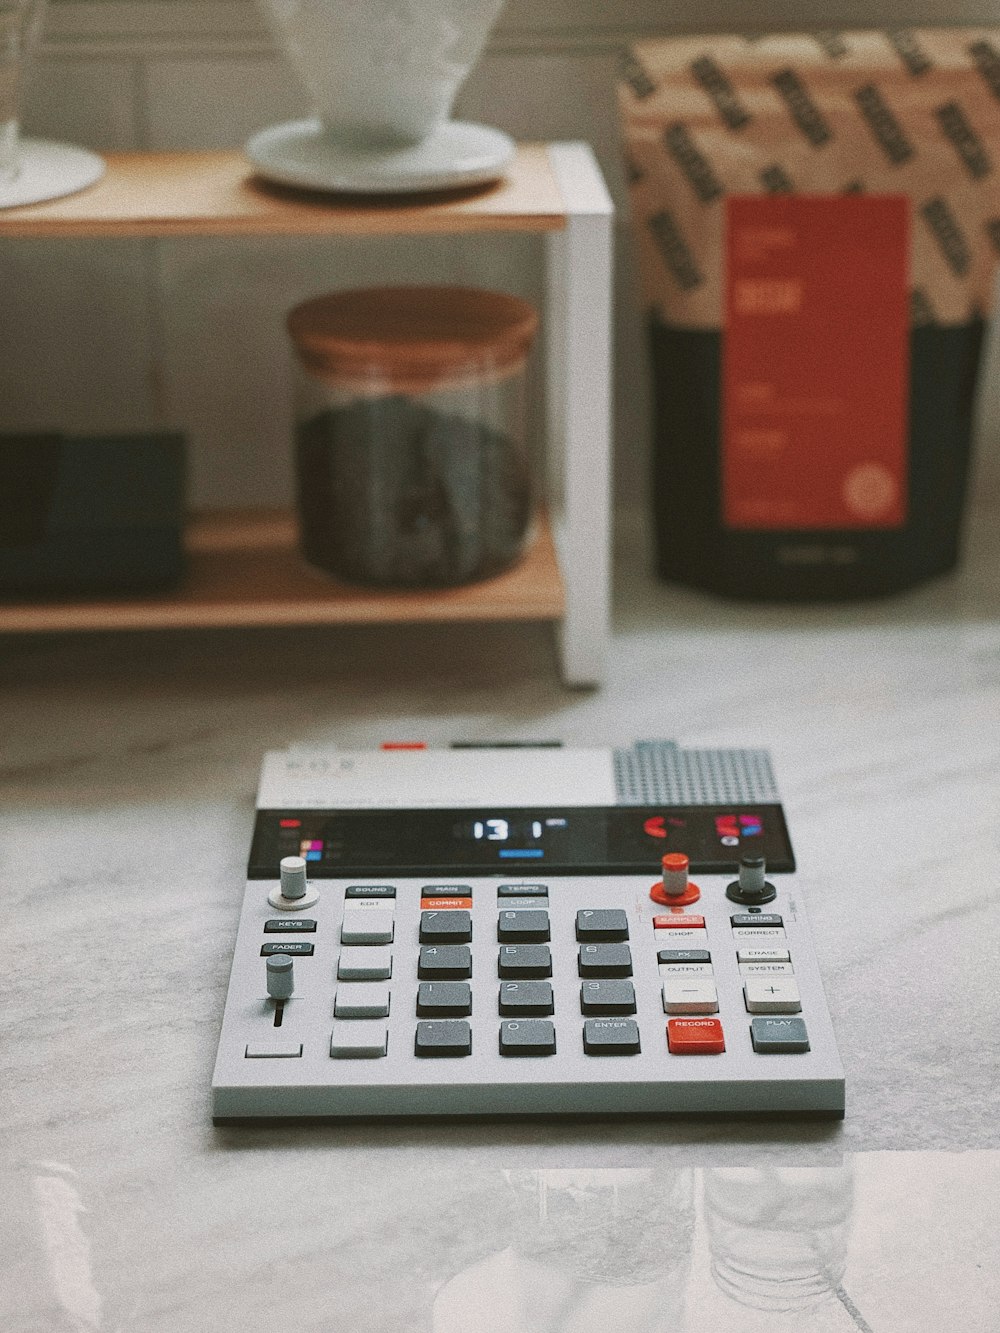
[0,507,565,633]
[0,144,566,238]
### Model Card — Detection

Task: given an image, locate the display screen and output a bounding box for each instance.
[248,804,794,877]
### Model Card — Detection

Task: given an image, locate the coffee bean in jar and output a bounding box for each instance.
[287,286,538,589]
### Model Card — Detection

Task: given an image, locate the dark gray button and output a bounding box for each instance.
[416,982,472,1017]
[583,1018,641,1055]
[422,885,473,898]
[578,943,632,977]
[264,917,317,933]
[419,909,472,943]
[576,909,629,942]
[580,979,636,1015]
[260,941,314,956]
[497,884,548,898]
[415,1020,472,1057]
[731,913,783,928]
[345,885,396,899]
[498,945,552,978]
[417,945,472,979]
[499,980,554,1016]
[500,1019,556,1056]
[657,949,711,964]
[497,910,550,942]
[750,1016,810,1053]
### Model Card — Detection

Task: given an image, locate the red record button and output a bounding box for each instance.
[653,914,706,930]
[667,1018,726,1054]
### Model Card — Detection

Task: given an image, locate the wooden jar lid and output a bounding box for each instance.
[287,285,539,393]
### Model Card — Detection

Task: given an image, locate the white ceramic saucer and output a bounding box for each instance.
[245,118,516,194]
[0,140,105,209]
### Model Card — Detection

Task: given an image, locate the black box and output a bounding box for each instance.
[0,432,185,595]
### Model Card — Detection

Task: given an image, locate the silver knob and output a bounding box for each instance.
[280,856,308,900]
[266,953,294,1000]
[739,857,767,896]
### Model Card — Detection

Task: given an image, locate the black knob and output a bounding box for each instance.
[725,855,777,905]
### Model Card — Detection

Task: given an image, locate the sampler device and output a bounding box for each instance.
[211,742,845,1118]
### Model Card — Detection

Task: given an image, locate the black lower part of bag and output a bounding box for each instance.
[649,316,984,600]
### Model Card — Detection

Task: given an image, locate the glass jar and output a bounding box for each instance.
[287,285,538,588]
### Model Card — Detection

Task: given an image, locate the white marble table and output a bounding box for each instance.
[3,495,1000,1330]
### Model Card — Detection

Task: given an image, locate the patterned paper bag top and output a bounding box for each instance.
[618,29,1000,328]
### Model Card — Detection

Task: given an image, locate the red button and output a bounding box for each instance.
[667,1018,726,1054]
[653,914,706,930]
[420,897,473,911]
[381,742,427,750]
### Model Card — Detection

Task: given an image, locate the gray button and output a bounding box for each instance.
[731,913,783,928]
[578,943,632,977]
[750,1016,810,1053]
[580,979,636,1015]
[422,885,473,899]
[418,945,472,979]
[417,982,472,1016]
[498,945,552,978]
[499,980,554,1016]
[264,917,316,933]
[657,948,711,964]
[420,909,472,944]
[261,941,314,956]
[497,884,548,898]
[583,1018,641,1055]
[497,910,550,942]
[345,884,396,899]
[576,908,630,942]
[415,1020,472,1057]
[500,1019,556,1056]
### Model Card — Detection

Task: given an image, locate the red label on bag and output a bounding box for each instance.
[723,196,909,531]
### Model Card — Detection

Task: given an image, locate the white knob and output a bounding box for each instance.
[280,856,308,900]
[266,953,294,1000]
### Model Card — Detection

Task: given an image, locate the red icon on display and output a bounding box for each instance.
[643,815,686,840]
[715,813,764,844]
